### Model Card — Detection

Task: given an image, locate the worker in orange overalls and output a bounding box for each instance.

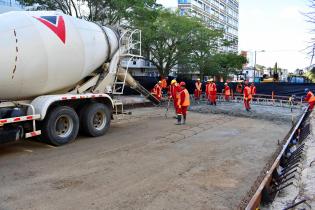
[250,83,257,101]
[236,82,243,95]
[304,88,315,111]
[243,82,252,111]
[176,81,190,125]
[169,79,181,117]
[151,81,162,101]
[161,77,167,90]
[224,82,231,101]
[208,79,217,106]
[205,80,210,103]
[160,77,168,96]
[194,78,202,103]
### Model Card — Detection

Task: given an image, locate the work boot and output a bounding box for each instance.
[183,115,186,124]
[176,115,182,125]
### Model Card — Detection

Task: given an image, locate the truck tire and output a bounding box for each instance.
[41,106,79,146]
[80,103,111,137]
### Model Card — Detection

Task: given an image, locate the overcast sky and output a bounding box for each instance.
[157,0,313,71]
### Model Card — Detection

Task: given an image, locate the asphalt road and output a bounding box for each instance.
[0,107,291,210]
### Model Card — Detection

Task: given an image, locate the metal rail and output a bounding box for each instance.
[244,108,309,210]
[193,93,305,109]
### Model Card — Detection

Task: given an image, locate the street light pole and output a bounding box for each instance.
[254,51,257,83]
[253,50,265,83]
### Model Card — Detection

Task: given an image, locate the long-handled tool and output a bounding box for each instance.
[165,98,171,118]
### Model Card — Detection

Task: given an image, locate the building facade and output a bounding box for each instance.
[178,0,239,52]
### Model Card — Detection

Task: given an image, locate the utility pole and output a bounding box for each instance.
[254,51,256,82]
[253,50,265,83]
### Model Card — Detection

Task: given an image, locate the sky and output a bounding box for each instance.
[156,0,313,71]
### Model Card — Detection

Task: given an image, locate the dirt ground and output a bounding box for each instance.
[0,106,293,210]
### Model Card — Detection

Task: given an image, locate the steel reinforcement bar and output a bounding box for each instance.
[243,108,310,210]
[191,93,306,109]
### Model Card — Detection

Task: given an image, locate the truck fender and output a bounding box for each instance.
[27,94,114,120]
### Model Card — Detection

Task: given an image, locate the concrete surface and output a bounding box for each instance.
[190,101,302,124]
[0,107,292,210]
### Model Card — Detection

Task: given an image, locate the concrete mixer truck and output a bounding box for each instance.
[0,11,160,146]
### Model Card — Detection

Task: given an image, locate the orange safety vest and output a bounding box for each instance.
[307,91,315,102]
[206,83,210,95]
[251,86,257,95]
[180,89,190,106]
[161,79,167,89]
[209,83,215,92]
[236,84,243,93]
[244,86,252,100]
[225,86,231,96]
[153,84,162,97]
[195,82,202,91]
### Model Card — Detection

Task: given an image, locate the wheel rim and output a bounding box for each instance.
[93,111,106,131]
[55,115,74,138]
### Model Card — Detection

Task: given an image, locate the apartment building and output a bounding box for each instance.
[178,0,239,52]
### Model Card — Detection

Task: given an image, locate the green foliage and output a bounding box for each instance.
[185,25,224,78]
[17,0,157,25]
[86,0,157,25]
[306,67,315,82]
[207,53,248,80]
[17,0,81,17]
[135,9,203,77]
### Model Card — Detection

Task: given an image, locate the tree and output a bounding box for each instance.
[86,0,157,25]
[135,9,204,77]
[304,1,315,68]
[17,0,157,25]
[207,53,248,80]
[17,0,82,17]
[184,26,224,79]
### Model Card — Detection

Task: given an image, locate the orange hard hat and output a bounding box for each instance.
[179,81,186,86]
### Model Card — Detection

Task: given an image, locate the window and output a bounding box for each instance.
[178,0,191,4]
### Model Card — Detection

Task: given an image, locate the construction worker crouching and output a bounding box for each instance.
[304,88,315,111]
[176,82,190,125]
[194,78,202,103]
[224,82,231,101]
[243,82,252,111]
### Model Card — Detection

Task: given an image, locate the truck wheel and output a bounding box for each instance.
[80,103,111,137]
[41,106,79,146]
